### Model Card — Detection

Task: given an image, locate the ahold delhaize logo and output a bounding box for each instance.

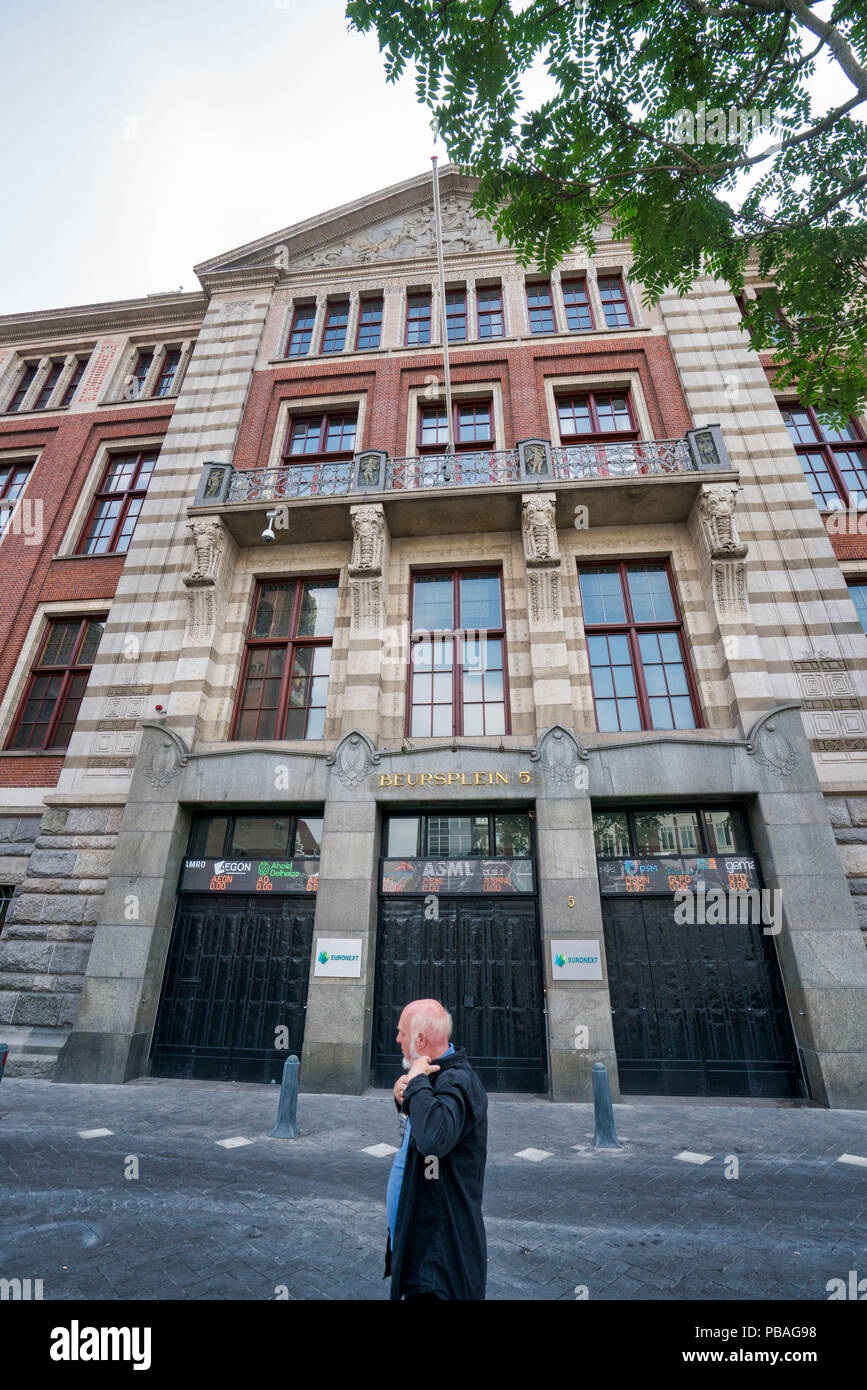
[318,950,329,965]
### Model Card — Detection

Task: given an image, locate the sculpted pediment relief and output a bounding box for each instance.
[287,197,501,269]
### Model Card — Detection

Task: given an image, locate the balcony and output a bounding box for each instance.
[190,427,735,544]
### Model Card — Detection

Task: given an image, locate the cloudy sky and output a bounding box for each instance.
[0,0,438,314]
[0,0,847,316]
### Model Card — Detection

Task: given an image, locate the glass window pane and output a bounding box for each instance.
[411,706,432,736]
[608,634,630,663]
[670,696,696,728]
[462,704,484,735]
[297,582,338,636]
[596,700,620,731]
[495,813,531,857]
[634,811,700,855]
[627,567,676,622]
[704,808,747,853]
[459,573,501,629]
[579,569,626,625]
[593,811,630,856]
[433,671,452,702]
[485,703,506,735]
[431,704,452,736]
[386,817,420,856]
[231,815,292,859]
[413,576,453,631]
[649,697,674,728]
[254,584,295,638]
[618,699,642,731]
[305,706,326,739]
[191,816,229,858]
[293,817,323,855]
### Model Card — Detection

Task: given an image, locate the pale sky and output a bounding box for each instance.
[0,0,852,317]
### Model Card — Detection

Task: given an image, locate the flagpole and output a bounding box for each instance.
[431,152,455,455]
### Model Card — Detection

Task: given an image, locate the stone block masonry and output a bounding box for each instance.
[0,803,121,1076]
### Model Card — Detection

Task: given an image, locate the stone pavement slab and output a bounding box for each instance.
[0,1079,864,1300]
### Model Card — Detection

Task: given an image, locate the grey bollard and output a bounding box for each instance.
[270,1054,300,1139]
[592,1062,624,1149]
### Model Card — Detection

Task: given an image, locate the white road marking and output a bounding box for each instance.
[514,1147,554,1162]
[215,1136,253,1148]
[363,1143,399,1157]
[78,1129,113,1139]
[837,1153,867,1167]
[675,1150,714,1164]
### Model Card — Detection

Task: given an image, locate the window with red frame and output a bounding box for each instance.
[476,284,504,338]
[781,404,867,510]
[280,410,357,495]
[5,615,106,751]
[597,275,632,328]
[33,361,64,410]
[77,450,158,555]
[406,293,432,345]
[154,348,182,397]
[128,350,153,399]
[527,282,555,333]
[446,290,467,342]
[0,886,12,939]
[557,392,638,441]
[60,355,89,407]
[286,304,315,357]
[579,563,699,732]
[562,279,594,332]
[0,459,33,537]
[408,570,507,737]
[6,363,38,413]
[322,300,349,353]
[233,579,338,741]
[418,400,493,452]
[356,298,383,350]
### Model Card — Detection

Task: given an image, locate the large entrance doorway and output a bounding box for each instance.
[150,810,321,1083]
[595,804,804,1098]
[372,807,547,1093]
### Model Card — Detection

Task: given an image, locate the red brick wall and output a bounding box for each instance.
[233,336,692,469]
[0,404,172,786]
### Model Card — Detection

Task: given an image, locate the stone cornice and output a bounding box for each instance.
[0,291,208,347]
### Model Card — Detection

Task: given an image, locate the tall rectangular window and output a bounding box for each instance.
[562,279,594,332]
[356,297,383,350]
[130,350,153,398]
[557,392,637,440]
[233,579,339,742]
[5,616,105,751]
[597,275,632,328]
[60,355,89,407]
[154,348,181,397]
[476,285,504,338]
[527,282,555,333]
[408,569,508,737]
[0,460,33,537]
[321,300,349,354]
[782,404,867,510]
[579,562,699,732]
[287,304,315,357]
[0,885,12,939]
[418,400,493,452]
[446,290,467,342]
[406,293,432,345]
[33,361,64,410]
[77,449,158,555]
[6,363,38,412]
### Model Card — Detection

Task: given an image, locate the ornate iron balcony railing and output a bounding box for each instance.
[196,428,727,510]
[384,449,521,490]
[551,438,693,480]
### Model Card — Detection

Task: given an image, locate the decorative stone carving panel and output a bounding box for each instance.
[522,493,559,563]
[528,568,562,626]
[349,504,385,574]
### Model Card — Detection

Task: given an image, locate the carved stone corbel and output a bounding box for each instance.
[522,492,563,625]
[183,517,229,642]
[348,502,389,633]
[690,482,750,620]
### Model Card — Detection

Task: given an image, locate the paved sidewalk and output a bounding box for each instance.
[0,1079,864,1300]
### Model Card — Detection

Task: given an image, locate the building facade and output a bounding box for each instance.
[1,167,866,1105]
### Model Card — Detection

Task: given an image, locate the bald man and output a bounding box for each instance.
[384,998,488,1301]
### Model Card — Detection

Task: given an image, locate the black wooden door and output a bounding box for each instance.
[150,894,315,1082]
[602,898,804,1097]
[372,896,547,1092]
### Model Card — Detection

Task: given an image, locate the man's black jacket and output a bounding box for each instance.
[385,1047,488,1300]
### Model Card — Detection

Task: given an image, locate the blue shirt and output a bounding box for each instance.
[386,1044,454,1241]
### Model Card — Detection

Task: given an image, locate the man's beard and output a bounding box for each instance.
[402,1045,419,1072]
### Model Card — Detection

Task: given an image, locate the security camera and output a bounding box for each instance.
[261,510,278,545]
